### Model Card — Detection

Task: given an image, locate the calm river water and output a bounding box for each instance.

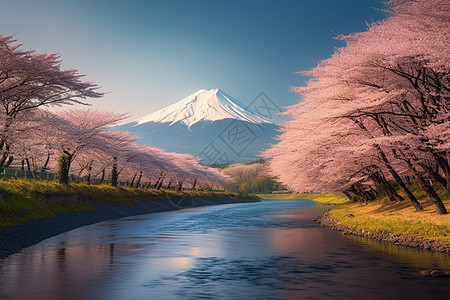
[1,199,449,300]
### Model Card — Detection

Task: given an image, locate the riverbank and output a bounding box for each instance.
[316,197,450,254]
[259,191,450,253]
[5,198,450,299]
[0,179,259,229]
[316,211,450,253]
[0,179,258,258]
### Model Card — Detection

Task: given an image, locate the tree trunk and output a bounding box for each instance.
[0,144,10,170]
[346,188,366,203]
[366,185,379,199]
[130,172,137,187]
[100,168,105,183]
[154,178,161,189]
[0,154,7,170]
[433,153,450,191]
[57,152,73,185]
[157,180,164,190]
[418,161,448,191]
[405,159,447,215]
[25,158,31,171]
[135,171,142,188]
[382,155,422,211]
[380,173,403,201]
[352,119,410,203]
[4,156,13,168]
[371,174,391,202]
[376,146,410,203]
[388,166,421,205]
[370,171,403,202]
[396,174,423,211]
[87,162,92,185]
[192,178,197,191]
[110,157,118,187]
[343,191,356,201]
[41,153,50,171]
[166,181,172,190]
[348,183,376,204]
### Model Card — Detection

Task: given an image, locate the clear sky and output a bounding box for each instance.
[0,0,387,121]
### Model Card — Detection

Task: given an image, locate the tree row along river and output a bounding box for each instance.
[1,199,449,300]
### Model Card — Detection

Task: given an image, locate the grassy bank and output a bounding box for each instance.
[257,193,349,204]
[260,190,450,244]
[328,199,450,243]
[0,179,250,229]
[326,188,450,243]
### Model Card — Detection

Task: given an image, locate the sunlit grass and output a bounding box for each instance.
[328,190,450,243]
[257,193,349,204]
[0,179,240,229]
[260,187,450,243]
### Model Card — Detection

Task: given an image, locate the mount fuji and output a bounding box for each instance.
[114,89,280,164]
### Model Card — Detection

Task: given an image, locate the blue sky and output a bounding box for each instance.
[0,0,387,121]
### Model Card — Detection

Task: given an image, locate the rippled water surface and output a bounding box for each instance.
[1,199,449,300]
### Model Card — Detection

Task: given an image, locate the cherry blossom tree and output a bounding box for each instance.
[265,0,449,214]
[0,36,103,169]
[48,110,128,184]
[0,37,229,190]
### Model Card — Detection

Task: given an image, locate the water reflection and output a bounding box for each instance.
[0,200,449,300]
[345,234,450,271]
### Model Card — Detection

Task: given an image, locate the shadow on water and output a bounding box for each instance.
[0,200,449,300]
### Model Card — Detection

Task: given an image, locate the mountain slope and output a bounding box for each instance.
[115,89,280,164]
[136,88,274,128]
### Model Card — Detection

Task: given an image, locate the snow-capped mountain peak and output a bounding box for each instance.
[135,88,274,128]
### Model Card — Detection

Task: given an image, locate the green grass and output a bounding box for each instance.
[257,193,349,204]
[327,187,450,243]
[232,193,261,202]
[0,179,245,229]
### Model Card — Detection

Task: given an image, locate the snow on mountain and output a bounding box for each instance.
[114,88,280,163]
[135,88,274,128]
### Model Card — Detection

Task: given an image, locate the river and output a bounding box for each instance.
[0,199,449,300]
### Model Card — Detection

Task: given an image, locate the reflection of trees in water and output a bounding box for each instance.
[110,243,115,266]
[344,235,450,271]
[57,245,66,268]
